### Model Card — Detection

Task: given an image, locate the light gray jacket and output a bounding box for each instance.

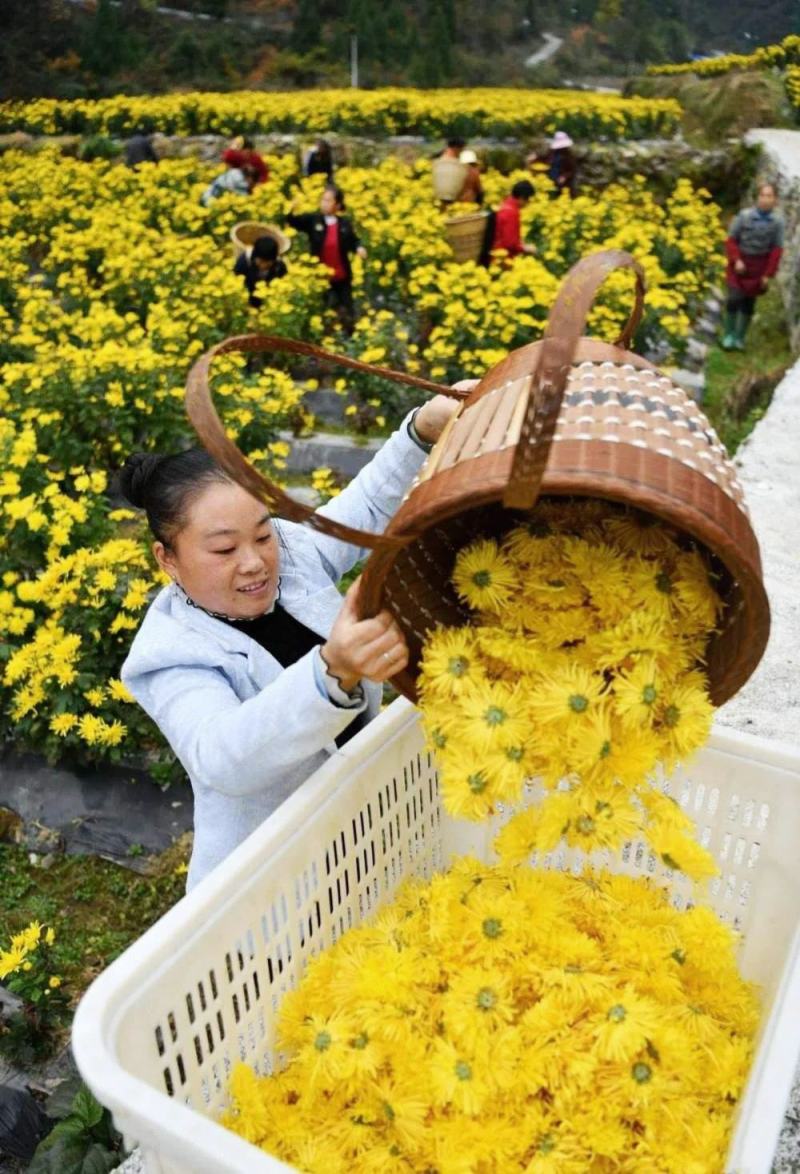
[121,417,426,890]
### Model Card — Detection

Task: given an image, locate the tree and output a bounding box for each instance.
[291,0,321,54]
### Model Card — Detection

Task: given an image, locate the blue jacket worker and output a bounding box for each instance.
[119,393,463,890]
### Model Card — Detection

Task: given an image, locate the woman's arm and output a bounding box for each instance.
[310,395,462,580]
[132,648,365,799]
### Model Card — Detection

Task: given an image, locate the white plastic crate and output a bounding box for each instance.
[73,698,800,1174]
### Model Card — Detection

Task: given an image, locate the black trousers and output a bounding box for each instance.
[324,280,355,334]
[726,288,757,320]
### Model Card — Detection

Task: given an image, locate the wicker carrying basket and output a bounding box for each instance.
[186,249,770,708]
[445,211,489,263]
[230,221,291,263]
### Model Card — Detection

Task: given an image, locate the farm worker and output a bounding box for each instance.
[458,149,484,206]
[304,138,335,181]
[722,181,784,351]
[287,185,367,335]
[432,136,468,205]
[118,392,464,890]
[200,163,258,207]
[125,128,158,169]
[482,180,537,266]
[221,136,269,186]
[543,130,579,199]
[234,235,288,309]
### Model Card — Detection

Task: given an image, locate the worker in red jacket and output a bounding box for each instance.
[287,185,367,334]
[723,181,784,350]
[480,180,537,266]
[221,136,269,187]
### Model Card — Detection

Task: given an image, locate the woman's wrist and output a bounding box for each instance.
[320,642,359,693]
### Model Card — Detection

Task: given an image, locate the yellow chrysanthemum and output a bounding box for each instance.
[451,539,520,613]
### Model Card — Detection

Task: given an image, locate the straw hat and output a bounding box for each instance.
[459,149,479,165]
[550,131,574,149]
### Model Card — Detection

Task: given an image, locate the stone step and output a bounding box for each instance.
[279,431,381,479]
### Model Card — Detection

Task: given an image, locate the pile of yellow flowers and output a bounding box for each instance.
[223,858,757,1173]
[647,33,800,77]
[0,87,681,140]
[221,502,758,1171]
[419,501,718,880]
[786,66,800,110]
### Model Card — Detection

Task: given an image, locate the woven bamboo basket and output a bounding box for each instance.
[230,221,291,263]
[445,211,489,263]
[185,249,770,708]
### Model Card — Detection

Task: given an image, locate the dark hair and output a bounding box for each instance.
[511,180,535,200]
[315,139,332,159]
[241,136,254,150]
[252,235,279,262]
[447,136,466,149]
[324,183,345,210]
[118,449,230,547]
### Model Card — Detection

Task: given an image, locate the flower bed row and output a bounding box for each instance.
[0,87,681,141]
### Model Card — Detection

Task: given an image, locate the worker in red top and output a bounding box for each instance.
[722,181,784,350]
[287,186,367,334]
[221,136,269,187]
[481,180,537,267]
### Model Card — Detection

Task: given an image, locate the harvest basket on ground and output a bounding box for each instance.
[230,221,291,263]
[444,211,489,263]
[72,701,800,1173]
[184,249,770,708]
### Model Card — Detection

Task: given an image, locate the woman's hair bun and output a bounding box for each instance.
[118,452,163,509]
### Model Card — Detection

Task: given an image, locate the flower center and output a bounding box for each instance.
[576,814,595,834]
[671,948,686,965]
[352,1032,369,1049]
[607,1004,626,1022]
[484,705,507,727]
[642,683,657,705]
[506,745,524,762]
[482,917,503,939]
[468,772,488,794]
[538,1133,556,1154]
[314,1030,331,1052]
[447,655,469,678]
[568,693,589,713]
[632,1061,652,1084]
[455,1060,472,1081]
[432,728,448,749]
[472,570,491,588]
[664,704,680,728]
[655,570,673,594]
[476,987,497,1011]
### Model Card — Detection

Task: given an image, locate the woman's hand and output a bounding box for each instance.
[321,579,408,691]
[734,258,747,274]
[356,246,368,260]
[413,393,462,444]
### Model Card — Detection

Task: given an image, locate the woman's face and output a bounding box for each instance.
[319,189,339,216]
[154,480,280,619]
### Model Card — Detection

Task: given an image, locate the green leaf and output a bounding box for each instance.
[79,1142,124,1174]
[70,1087,105,1129]
[46,1075,87,1121]
[29,1135,88,1174]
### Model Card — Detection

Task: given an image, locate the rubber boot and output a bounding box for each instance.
[721,310,738,351]
[733,312,750,351]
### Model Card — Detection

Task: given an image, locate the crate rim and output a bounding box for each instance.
[71,700,800,1173]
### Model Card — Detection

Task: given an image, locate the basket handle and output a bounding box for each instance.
[185,332,462,551]
[504,249,646,509]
